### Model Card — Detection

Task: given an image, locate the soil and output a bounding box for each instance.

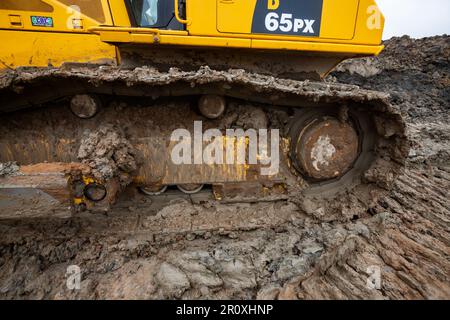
[77,125,138,186]
[0,36,448,300]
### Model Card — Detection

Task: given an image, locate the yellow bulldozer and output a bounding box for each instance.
[0,0,408,218]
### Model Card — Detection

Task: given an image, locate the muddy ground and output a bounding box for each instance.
[0,36,449,300]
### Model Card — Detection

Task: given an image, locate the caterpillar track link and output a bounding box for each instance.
[0,66,408,220]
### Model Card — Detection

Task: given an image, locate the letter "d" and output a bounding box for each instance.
[268,0,280,10]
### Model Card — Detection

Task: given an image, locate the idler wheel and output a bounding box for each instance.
[294,117,359,181]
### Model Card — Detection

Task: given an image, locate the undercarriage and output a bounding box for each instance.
[0,65,408,220]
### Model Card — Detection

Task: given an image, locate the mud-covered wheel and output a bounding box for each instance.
[198,95,226,119]
[177,184,204,194]
[84,183,108,202]
[289,107,376,195]
[139,185,168,196]
[70,94,102,119]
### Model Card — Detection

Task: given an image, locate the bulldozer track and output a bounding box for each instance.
[0,65,409,221]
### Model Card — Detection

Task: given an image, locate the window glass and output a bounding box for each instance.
[131,0,159,26]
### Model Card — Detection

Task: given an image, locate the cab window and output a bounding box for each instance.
[130,0,159,26]
[129,0,184,30]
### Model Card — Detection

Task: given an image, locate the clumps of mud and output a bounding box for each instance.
[0,162,19,177]
[332,35,450,166]
[77,125,138,186]
[333,36,449,120]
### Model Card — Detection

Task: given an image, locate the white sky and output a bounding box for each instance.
[377,0,450,39]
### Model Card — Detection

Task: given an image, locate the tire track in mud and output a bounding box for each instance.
[290,166,450,300]
[0,164,448,299]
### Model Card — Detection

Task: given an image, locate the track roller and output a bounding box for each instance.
[177,184,204,194]
[70,94,101,119]
[139,185,168,196]
[198,95,226,119]
[84,183,108,202]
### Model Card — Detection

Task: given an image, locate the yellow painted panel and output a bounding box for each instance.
[0,0,112,32]
[99,30,132,42]
[187,0,219,36]
[0,0,53,12]
[57,0,106,23]
[214,0,360,40]
[0,30,116,69]
[217,0,257,33]
[251,39,382,55]
[98,31,252,48]
[321,0,359,40]
[107,0,131,27]
[177,0,381,48]
[94,27,381,56]
[158,35,252,48]
[352,0,384,46]
[0,0,385,72]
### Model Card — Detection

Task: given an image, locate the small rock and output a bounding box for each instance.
[199,286,210,296]
[257,285,281,300]
[377,212,390,225]
[186,233,196,241]
[220,259,257,290]
[301,198,325,217]
[303,244,324,254]
[228,232,239,239]
[352,221,370,238]
[156,262,190,298]
[203,232,212,239]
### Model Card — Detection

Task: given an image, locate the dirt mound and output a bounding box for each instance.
[333,35,450,166]
[333,35,449,122]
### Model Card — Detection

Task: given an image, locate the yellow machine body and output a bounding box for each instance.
[0,0,385,73]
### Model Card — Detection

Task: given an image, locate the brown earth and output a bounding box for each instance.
[0,36,448,300]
